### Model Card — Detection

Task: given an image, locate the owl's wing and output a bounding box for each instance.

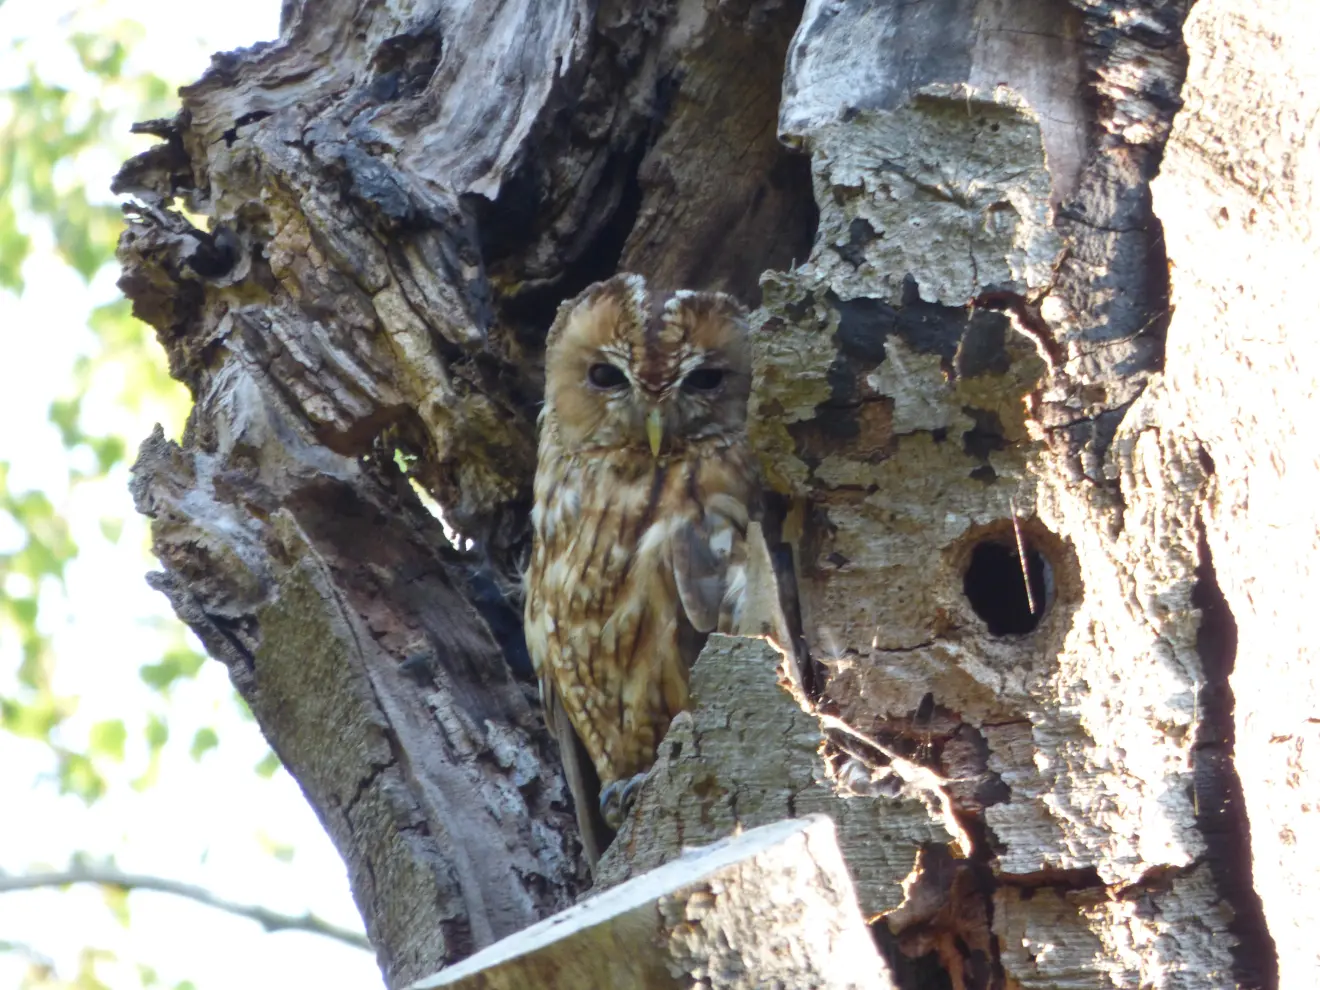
[528,576,612,874]
[544,678,612,875]
[672,493,749,637]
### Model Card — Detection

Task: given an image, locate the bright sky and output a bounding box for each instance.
[0,2,385,988]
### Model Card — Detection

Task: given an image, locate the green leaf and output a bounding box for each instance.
[189,727,218,761]
[101,883,131,927]
[6,489,77,581]
[88,719,127,761]
[58,750,106,804]
[88,435,128,474]
[69,31,134,80]
[131,748,162,793]
[48,396,84,448]
[138,647,205,693]
[16,630,52,685]
[144,713,168,750]
[8,596,40,637]
[0,200,31,292]
[54,198,122,281]
[75,947,115,990]
[256,831,295,863]
[1,692,69,740]
[132,715,170,792]
[254,750,281,779]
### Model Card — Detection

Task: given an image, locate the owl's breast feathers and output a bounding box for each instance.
[524,435,755,786]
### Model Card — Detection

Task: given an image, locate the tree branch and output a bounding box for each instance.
[0,866,371,952]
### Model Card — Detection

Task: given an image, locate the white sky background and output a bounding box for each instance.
[0,1,385,988]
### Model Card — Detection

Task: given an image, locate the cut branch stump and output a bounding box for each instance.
[411,815,894,990]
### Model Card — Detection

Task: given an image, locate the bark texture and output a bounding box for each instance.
[748,2,1255,986]
[116,0,1299,987]
[118,4,813,987]
[416,816,889,990]
[597,635,962,923]
[1151,1,1318,985]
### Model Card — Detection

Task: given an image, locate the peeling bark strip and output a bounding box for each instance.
[116,0,1293,986]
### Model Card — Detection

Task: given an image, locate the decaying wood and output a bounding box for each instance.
[597,634,963,923]
[412,815,893,990]
[115,0,1302,985]
[118,4,814,988]
[1150,1,1319,984]
[747,1,1258,986]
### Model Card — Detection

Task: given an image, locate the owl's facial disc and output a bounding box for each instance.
[581,351,736,455]
[542,276,750,454]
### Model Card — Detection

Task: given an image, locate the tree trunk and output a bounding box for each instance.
[116,0,1303,987]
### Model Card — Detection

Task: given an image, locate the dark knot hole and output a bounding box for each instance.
[963,539,1050,635]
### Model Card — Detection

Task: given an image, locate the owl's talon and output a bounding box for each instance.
[600,771,648,830]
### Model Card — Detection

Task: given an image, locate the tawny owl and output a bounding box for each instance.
[524,273,759,868]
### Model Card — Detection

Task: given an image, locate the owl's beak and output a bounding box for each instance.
[646,407,664,458]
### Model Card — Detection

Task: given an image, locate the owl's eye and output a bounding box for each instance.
[681,368,727,392]
[587,363,628,390]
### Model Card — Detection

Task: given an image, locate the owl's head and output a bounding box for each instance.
[542,274,751,456]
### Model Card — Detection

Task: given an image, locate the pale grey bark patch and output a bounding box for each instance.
[744,0,1262,986]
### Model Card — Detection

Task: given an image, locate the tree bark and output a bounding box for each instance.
[1150,2,1318,985]
[416,815,891,990]
[117,0,1300,987]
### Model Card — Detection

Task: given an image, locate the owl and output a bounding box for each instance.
[524,273,759,868]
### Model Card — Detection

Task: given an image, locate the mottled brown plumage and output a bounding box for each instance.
[524,274,758,867]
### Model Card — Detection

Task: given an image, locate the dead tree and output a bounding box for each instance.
[117,0,1310,987]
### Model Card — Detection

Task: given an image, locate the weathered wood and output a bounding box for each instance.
[597,634,962,924]
[117,4,817,987]
[129,423,574,982]
[1149,1,1319,985]
[115,0,1301,985]
[412,815,894,990]
[749,1,1259,987]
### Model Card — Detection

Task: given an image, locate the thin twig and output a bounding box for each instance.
[0,866,371,952]
[817,712,952,788]
[1010,497,1038,615]
[0,938,56,971]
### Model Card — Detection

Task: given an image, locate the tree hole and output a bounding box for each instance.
[963,539,1050,635]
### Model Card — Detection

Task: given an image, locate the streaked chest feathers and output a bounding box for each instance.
[523,273,760,796]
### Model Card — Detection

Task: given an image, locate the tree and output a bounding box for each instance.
[117,0,1312,987]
